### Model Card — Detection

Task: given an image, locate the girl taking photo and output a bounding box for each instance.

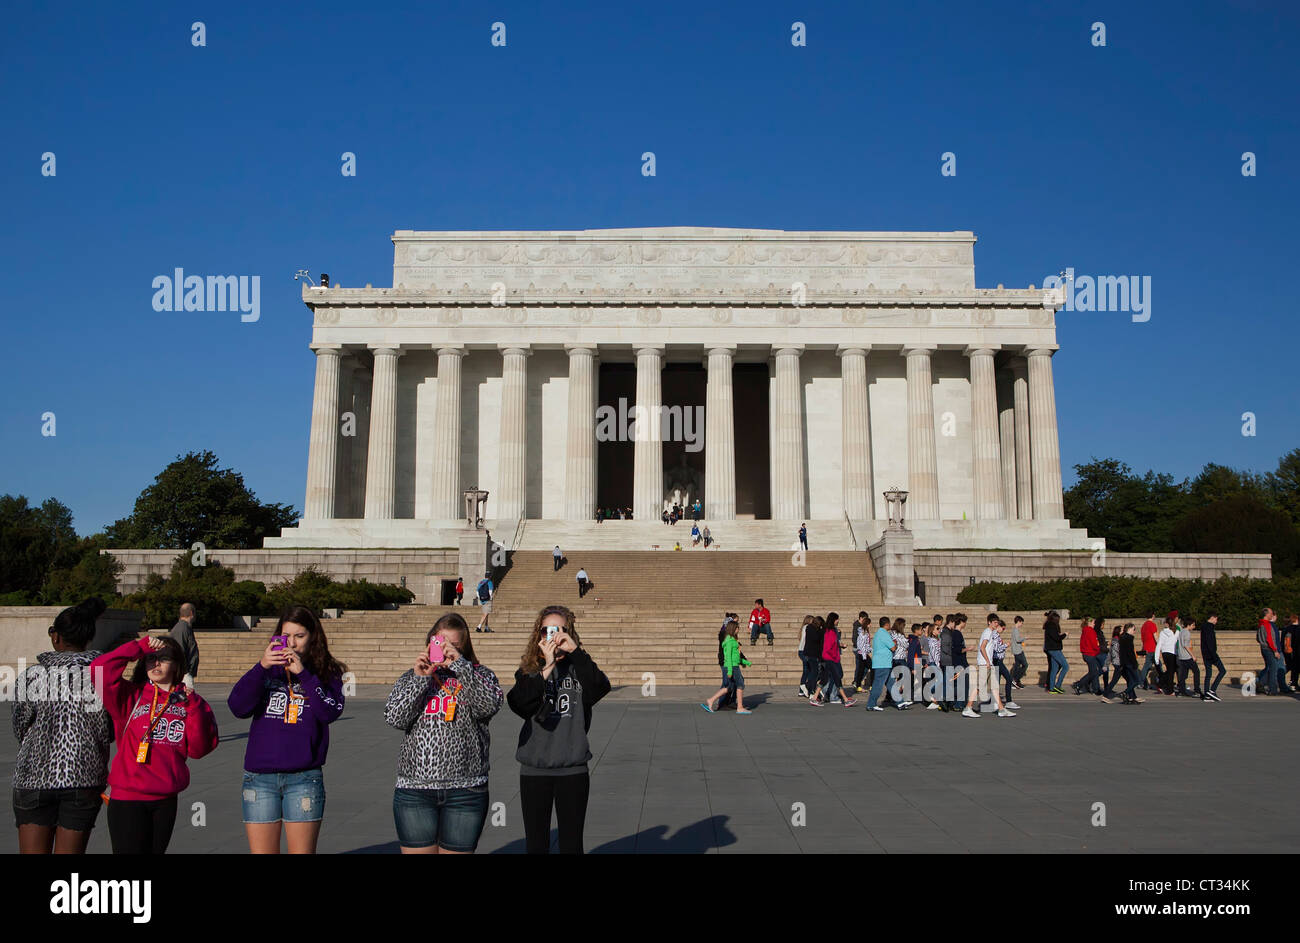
[385,612,503,854]
[91,633,219,854]
[507,606,610,854]
[12,597,113,854]
[228,605,348,854]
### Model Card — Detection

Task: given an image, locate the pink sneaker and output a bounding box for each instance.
[842,697,857,707]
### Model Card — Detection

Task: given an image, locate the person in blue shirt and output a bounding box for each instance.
[866,624,897,711]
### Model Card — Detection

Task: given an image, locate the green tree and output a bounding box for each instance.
[0,495,81,595]
[106,450,298,549]
[39,538,125,605]
[1268,448,1300,528]
[1063,459,1191,552]
[1172,495,1300,576]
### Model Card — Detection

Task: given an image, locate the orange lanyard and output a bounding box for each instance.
[134,684,169,762]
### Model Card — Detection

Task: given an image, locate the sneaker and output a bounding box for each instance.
[1004,701,1021,710]
[997,709,1016,717]
[798,684,809,697]
[896,703,910,710]
[962,707,980,718]
[1014,680,1025,689]
[475,627,482,633]
[842,698,857,707]
[867,705,884,711]
[808,697,824,707]
[926,702,942,710]
[1050,687,1065,695]
[1206,690,1221,702]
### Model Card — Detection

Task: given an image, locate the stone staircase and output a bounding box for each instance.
[188,547,1277,691]
[514,519,856,551]
[193,550,883,687]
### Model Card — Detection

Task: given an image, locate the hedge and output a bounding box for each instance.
[956,573,1300,630]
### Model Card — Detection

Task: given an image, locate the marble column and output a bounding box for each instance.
[497,346,529,520]
[771,346,806,520]
[1011,358,1032,519]
[998,369,1018,520]
[333,357,356,518]
[966,346,1004,520]
[429,346,466,519]
[1027,347,1065,519]
[363,346,403,520]
[304,345,342,520]
[838,346,874,520]
[563,345,598,520]
[349,366,372,518]
[705,346,736,520]
[903,346,940,520]
[632,346,664,521]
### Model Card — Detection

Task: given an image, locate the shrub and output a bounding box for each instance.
[957,573,1300,630]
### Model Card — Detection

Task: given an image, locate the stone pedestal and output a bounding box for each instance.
[458,531,495,585]
[868,526,915,607]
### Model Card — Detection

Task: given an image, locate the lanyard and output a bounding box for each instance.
[133,684,171,762]
[283,672,301,724]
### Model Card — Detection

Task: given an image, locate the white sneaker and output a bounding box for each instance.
[962,707,980,718]
[900,700,914,707]
[926,702,941,710]
[799,684,809,697]
[997,709,1017,717]
[868,705,884,711]
[1004,701,1021,710]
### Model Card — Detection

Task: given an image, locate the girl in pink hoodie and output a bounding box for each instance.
[91,635,219,854]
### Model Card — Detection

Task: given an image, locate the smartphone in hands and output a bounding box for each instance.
[428,636,445,664]
[271,635,288,652]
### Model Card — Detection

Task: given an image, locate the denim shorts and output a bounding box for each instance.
[393,786,489,852]
[241,769,326,824]
[13,786,104,831]
[724,668,744,689]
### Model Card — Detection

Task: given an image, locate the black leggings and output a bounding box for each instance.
[107,796,178,854]
[520,772,590,854]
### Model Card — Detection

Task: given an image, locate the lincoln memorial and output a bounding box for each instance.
[266,228,1093,551]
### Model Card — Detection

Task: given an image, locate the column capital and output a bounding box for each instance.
[498,345,532,357]
[1024,345,1060,358]
[705,345,737,357]
[368,344,405,358]
[963,345,1000,358]
[432,346,465,358]
[310,343,343,355]
[634,345,665,357]
[836,345,871,358]
[772,345,804,358]
[564,343,599,355]
[901,344,937,357]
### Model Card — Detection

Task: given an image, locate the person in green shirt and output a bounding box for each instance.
[702,621,752,714]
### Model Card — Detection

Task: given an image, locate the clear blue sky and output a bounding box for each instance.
[1,0,1296,535]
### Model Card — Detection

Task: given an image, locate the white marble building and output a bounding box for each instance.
[266,228,1093,550]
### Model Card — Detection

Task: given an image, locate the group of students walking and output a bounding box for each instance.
[11,597,609,855]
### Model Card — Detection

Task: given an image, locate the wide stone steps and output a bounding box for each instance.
[515,519,857,551]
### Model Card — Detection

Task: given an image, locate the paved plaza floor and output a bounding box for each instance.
[3,683,1296,854]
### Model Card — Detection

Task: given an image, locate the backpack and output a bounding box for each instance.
[477,579,491,602]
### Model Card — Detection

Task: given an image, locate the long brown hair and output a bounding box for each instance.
[276,605,348,682]
[520,605,582,675]
[427,611,478,665]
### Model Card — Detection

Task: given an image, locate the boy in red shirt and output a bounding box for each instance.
[749,599,773,646]
[1139,611,1159,690]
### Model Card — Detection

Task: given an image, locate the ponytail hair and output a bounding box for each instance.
[51,597,105,650]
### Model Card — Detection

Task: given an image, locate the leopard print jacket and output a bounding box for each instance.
[11,650,113,790]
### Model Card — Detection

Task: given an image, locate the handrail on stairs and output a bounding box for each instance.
[843,511,858,552]
[510,516,526,552]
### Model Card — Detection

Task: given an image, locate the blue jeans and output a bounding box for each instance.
[1203,653,1226,692]
[867,666,891,707]
[1047,650,1069,689]
[1260,648,1282,693]
[241,769,325,824]
[1140,651,1157,688]
[799,653,819,690]
[392,786,489,852]
[1077,654,1104,693]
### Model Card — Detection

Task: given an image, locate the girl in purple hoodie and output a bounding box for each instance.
[228,605,347,854]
